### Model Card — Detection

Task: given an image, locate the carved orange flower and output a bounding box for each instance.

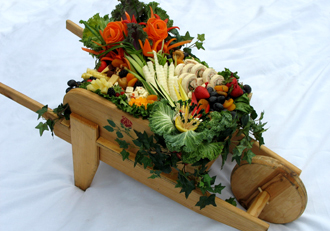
[100,21,127,45]
[144,17,168,42]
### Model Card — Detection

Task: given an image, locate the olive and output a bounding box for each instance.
[243,84,252,94]
[207,87,214,94]
[65,87,72,93]
[216,95,226,104]
[67,79,77,87]
[208,96,217,104]
[210,91,218,97]
[213,103,224,112]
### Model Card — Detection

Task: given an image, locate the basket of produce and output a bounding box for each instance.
[0,1,307,230]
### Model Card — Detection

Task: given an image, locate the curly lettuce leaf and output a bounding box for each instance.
[197,111,236,142]
[79,13,109,51]
[148,101,177,136]
[111,0,173,26]
[111,0,146,23]
[182,142,224,164]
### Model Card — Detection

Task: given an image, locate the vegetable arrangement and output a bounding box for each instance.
[36,0,267,209]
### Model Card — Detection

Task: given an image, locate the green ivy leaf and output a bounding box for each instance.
[176,171,196,199]
[36,105,48,119]
[195,41,205,50]
[198,174,216,194]
[148,174,159,179]
[141,156,153,169]
[46,119,55,136]
[181,31,194,41]
[115,138,129,149]
[213,183,226,194]
[243,149,255,164]
[197,34,205,42]
[148,170,162,179]
[233,143,246,158]
[225,197,237,206]
[104,125,114,132]
[120,149,130,161]
[35,122,49,136]
[195,194,217,210]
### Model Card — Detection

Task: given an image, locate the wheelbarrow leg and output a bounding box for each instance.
[70,113,100,190]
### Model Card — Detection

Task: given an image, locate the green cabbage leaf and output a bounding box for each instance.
[148,100,177,136]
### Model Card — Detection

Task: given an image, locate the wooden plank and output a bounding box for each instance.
[97,137,269,231]
[53,119,71,143]
[0,82,58,120]
[64,88,153,156]
[70,113,100,190]
[66,20,83,38]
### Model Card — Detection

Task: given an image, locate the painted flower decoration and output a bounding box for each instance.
[121,116,132,128]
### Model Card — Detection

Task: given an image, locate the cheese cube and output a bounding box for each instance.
[131,91,138,98]
[135,86,144,92]
[126,87,134,93]
[141,92,149,98]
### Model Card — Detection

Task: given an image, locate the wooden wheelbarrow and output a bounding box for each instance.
[0,20,307,231]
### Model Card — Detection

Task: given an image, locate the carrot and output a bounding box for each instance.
[101,57,114,61]
[92,40,106,50]
[166,40,192,52]
[139,39,153,57]
[152,39,163,51]
[127,78,138,87]
[82,47,101,56]
[123,57,132,70]
[126,73,135,82]
[129,97,149,109]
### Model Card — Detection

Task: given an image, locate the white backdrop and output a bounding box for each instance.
[1,0,330,230]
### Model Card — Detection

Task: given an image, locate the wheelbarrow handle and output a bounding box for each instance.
[66,20,83,38]
[0,82,58,121]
